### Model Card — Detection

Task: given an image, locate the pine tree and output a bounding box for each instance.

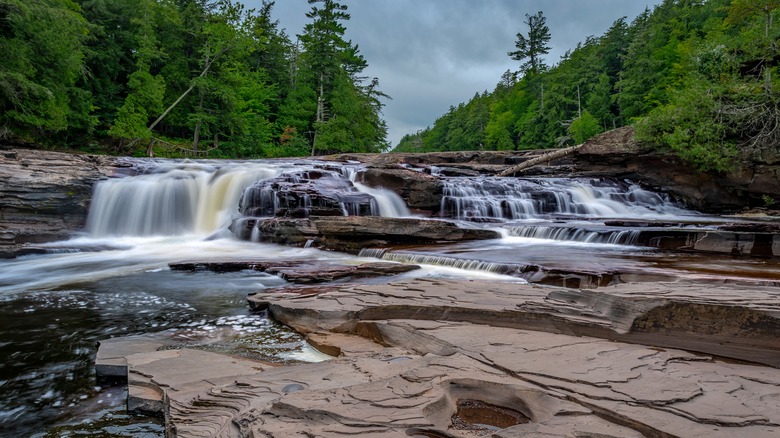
[508,11,551,76]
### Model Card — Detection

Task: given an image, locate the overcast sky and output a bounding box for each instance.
[242,0,660,147]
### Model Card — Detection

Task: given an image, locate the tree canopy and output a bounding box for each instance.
[0,0,389,157]
[395,0,780,172]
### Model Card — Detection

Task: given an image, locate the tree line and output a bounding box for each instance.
[0,0,388,157]
[395,0,780,172]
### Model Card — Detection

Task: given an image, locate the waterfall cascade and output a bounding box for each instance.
[440,177,692,221]
[87,163,282,237]
[505,225,642,245]
[86,161,412,238]
[86,160,698,239]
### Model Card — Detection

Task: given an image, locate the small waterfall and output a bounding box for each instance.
[357,248,389,258]
[506,226,642,245]
[440,177,692,221]
[361,250,526,276]
[87,163,282,237]
[352,182,411,217]
[345,168,412,218]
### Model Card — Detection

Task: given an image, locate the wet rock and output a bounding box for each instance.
[240,169,375,218]
[0,148,124,256]
[233,216,500,253]
[98,278,780,437]
[357,167,443,214]
[169,260,420,283]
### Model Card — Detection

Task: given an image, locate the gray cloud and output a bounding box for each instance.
[242,0,660,146]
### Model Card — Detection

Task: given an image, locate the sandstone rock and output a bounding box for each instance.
[0,148,126,256]
[98,278,780,437]
[357,167,444,213]
[169,259,420,283]
[252,279,780,367]
[232,216,500,253]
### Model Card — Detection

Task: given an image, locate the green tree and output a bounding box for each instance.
[508,11,551,76]
[108,0,165,144]
[0,0,91,141]
[298,0,387,155]
[568,110,601,144]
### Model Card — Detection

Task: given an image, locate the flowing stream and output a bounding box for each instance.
[1,159,777,436]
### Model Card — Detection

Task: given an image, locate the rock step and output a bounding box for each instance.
[96,278,780,437]
[250,279,780,367]
[231,216,500,253]
[169,260,420,284]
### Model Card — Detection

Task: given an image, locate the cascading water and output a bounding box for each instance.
[87,161,415,239]
[344,167,412,217]
[87,162,283,237]
[440,177,693,221]
[505,225,642,245]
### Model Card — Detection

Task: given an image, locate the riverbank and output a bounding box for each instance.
[98,277,780,437]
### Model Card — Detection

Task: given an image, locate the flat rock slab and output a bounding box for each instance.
[169,260,420,284]
[250,278,780,367]
[99,280,780,437]
[232,216,501,253]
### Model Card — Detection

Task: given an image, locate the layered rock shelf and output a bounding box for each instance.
[98,278,780,437]
[231,216,500,253]
[0,148,125,257]
[169,259,420,284]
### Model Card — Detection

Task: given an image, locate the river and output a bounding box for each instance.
[1,158,777,436]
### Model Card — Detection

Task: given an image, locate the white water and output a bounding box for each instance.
[87,162,285,237]
[87,161,416,239]
[505,225,642,245]
[353,181,412,217]
[344,167,412,218]
[441,177,695,220]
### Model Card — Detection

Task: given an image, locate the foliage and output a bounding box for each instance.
[0,0,388,156]
[395,0,779,173]
[568,111,601,144]
[0,0,91,141]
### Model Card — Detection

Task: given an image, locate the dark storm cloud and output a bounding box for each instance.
[242,0,660,146]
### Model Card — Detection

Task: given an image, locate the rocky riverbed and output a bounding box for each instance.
[98,278,780,437]
[2,131,780,437]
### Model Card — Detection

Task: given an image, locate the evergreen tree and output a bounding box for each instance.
[508,11,551,76]
[0,0,91,142]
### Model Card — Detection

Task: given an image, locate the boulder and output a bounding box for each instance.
[240,169,376,218]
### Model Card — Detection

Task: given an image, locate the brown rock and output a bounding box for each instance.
[169,259,420,284]
[97,278,780,437]
[0,148,127,255]
[233,216,500,253]
[358,167,443,213]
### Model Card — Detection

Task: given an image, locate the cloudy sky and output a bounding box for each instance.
[242,0,661,147]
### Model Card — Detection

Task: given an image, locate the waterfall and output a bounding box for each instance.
[505,226,642,245]
[352,182,411,217]
[87,161,415,238]
[87,162,282,237]
[344,167,412,218]
[360,249,527,276]
[440,177,692,221]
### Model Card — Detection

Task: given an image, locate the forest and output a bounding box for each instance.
[0,0,388,157]
[395,0,780,172]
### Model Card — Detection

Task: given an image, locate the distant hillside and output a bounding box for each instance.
[395,0,779,172]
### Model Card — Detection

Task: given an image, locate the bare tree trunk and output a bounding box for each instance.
[498,143,584,177]
[311,74,325,157]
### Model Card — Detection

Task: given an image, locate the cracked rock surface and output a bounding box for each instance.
[97,278,780,437]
